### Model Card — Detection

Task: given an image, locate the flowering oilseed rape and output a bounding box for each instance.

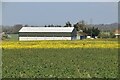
[2,40,119,49]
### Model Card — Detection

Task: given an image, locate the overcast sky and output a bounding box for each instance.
[2,2,118,26]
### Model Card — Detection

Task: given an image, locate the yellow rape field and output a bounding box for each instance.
[2,40,119,49]
[2,39,119,78]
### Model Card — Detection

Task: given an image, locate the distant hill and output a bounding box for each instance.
[86,23,118,32]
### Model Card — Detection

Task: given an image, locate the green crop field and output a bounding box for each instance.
[2,38,119,78]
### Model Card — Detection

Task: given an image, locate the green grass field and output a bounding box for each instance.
[2,34,119,78]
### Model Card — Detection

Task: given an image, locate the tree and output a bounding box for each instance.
[110,32,115,38]
[13,24,23,34]
[44,25,47,27]
[83,27,100,36]
[24,24,29,27]
[98,32,109,38]
[64,21,72,27]
[74,20,85,31]
[2,26,14,34]
[94,27,100,36]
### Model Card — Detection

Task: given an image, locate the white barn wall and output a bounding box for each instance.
[19,37,71,41]
[19,27,77,41]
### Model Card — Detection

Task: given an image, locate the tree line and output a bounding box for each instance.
[2,20,100,36]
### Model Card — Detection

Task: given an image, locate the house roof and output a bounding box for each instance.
[77,32,88,36]
[114,29,120,35]
[19,27,74,33]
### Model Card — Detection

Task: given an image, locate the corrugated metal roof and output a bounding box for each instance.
[19,27,74,32]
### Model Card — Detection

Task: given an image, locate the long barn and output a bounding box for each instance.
[18,27,77,41]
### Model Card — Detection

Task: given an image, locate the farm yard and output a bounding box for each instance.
[2,39,119,78]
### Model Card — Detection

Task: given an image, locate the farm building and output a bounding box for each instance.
[19,27,77,41]
[114,29,120,38]
[76,30,87,40]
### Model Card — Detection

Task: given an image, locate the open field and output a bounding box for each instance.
[2,40,119,49]
[2,40,119,78]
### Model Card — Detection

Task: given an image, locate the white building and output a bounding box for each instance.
[114,29,120,38]
[19,27,77,41]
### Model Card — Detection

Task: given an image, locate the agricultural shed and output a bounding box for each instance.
[114,29,120,38]
[76,31,87,40]
[19,27,77,41]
